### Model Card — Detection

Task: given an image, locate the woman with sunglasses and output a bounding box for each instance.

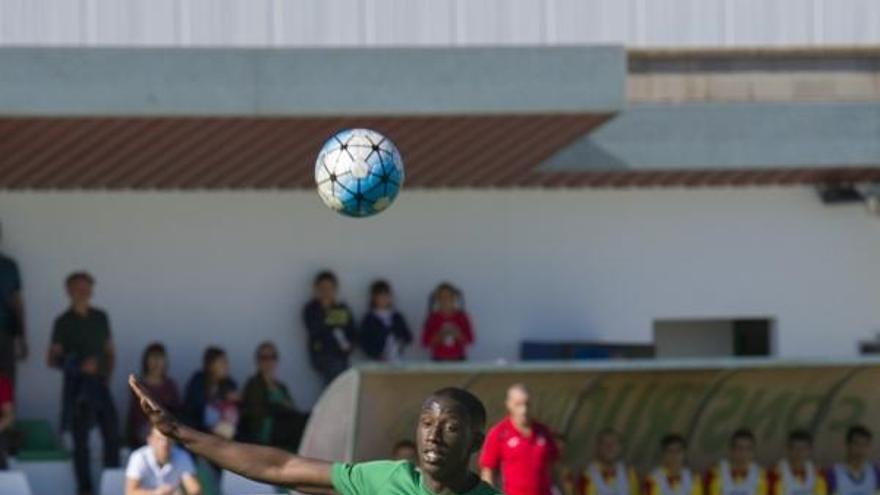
[238,341,308,451]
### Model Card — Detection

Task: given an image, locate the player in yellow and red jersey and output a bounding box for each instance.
[583,429,640,495]
[646,434,703,495]
[768,430,827,495]
[705,429,768,495]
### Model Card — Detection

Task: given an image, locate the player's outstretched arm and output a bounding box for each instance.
[128,375,334,492]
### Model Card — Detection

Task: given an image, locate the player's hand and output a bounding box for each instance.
[129,374,179,439]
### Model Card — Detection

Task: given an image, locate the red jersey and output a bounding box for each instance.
[479,417,559,495]
[0,374,13,407]
[421,310,474,360]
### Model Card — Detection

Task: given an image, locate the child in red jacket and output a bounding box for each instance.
[421,282,474,361]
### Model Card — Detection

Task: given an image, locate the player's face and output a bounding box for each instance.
[662,443,686,471]
[146,352,167,376]
[373,291,392,309]
[436,288,456,312]
[506,388,530,427]
[848,436,872,462]
[787,440,812,465]
[209,355,230,380]
[257,346,278,375]
[730,438,755,465]
[148,429,173,465]
[315,280,337,304]
[67,279,93,305]
[416,397,477,480]
[597,433,622,463]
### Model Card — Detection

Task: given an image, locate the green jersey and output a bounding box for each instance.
[332,460,502,495]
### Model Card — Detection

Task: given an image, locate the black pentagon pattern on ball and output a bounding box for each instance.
[314,129,404,217]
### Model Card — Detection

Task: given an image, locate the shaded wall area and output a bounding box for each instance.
[301,360,880,471]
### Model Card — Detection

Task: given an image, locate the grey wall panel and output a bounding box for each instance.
[642,0,727,46]
[369,0,456,46]
[94,0,179,45]
[2,0,879,47]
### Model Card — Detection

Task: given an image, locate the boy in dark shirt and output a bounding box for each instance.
[302,271,356,385]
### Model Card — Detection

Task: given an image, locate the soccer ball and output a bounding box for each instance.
[314,128,405,218]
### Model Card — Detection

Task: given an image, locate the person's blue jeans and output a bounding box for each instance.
[70,375,120,494]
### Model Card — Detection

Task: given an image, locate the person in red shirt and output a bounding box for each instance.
[421,282,474,361]
[0,373,14,470]
[479,384,559,495]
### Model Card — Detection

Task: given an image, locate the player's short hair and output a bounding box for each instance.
[314,270,338,287]
[730,428,756,447]
[202,346,227,376]
[787,429,813,445]
[427,387,487,431]
[597,427,622,442]
[65,271,95,288]
[370,279,391,296]
[847,425,873,444]
[661,433,687,450]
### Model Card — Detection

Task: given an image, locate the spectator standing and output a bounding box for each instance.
[646,434,703,495]
[0,223,26,382]
[359,280,412,362]
[0,372,13,470]
[705,429,767,495]
[125,427,202,495]
[421,282,474,361]
[582,429,640,495]
[302,271,356,384]
[47,271,120,495]
[238,341,308,451]
[127,343,181,449]
[826,426,879,495]
[480,384,559,495]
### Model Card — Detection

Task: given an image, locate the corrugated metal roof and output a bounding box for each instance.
[1,116,877,189]
[0,116,610,189]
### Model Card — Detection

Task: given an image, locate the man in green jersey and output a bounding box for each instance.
[129,374,502,495]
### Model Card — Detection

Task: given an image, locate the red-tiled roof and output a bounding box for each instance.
[1,116,877,189]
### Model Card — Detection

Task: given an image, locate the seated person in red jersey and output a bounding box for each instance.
[479,384,559,495]
[705,429,768,495]
[825,426,880,495]
[582,429,640,495]
[421,282,474,361]
[0,373,13,470]
[645,434,703,495]
[769,430,827,495]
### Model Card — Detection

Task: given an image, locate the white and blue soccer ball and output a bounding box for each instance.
[314,128,405,218]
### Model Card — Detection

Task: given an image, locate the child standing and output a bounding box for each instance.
[421,282,474,361]
[360,280,412,362]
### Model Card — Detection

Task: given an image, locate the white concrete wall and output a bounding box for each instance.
[1,0,879,48]
[1,188,879,425]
